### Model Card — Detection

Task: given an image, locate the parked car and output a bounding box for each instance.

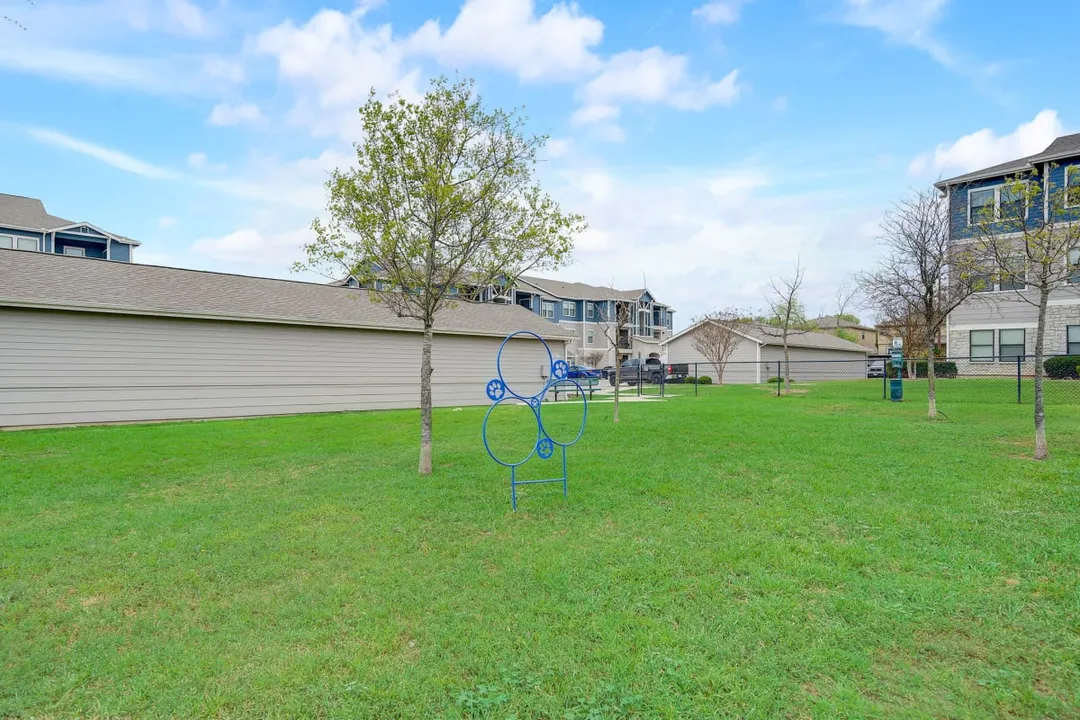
[608,358,689,385]
[867,359,886,379]
[567,365,602,380]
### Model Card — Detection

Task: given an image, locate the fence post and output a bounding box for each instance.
[1017,354,1022,404]
[882,363,887,400]
[776,361,781,397]
[637,364,642,396]
[694,362,698,396]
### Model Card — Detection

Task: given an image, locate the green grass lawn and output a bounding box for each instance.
[2,384,1078,718]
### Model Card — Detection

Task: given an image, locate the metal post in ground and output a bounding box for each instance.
[1017,354,1022,404]
[694,362,698,396]
[883,364,887,400]
[777,361,781,397]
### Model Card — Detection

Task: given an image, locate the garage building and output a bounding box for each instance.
[662,320,870,383]
[0,251,570,428]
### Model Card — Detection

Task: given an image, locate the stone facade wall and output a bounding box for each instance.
[948,303,1080,376]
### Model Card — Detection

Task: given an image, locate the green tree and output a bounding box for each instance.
[969,168,1080,459]
[297,77,583,474]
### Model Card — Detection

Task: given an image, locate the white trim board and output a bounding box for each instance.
[949,322,1039,331]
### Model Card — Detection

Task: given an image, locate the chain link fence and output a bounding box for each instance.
[614,356,1080,405]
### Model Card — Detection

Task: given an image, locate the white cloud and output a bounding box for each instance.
[158,216,179,229]
[576,48,742,120]
[908,109,1065,177]
[571,104,620,125]
[202,57,244,84]
[692,0,755,25]
[544,163,883,326]
[166,0,209,37]
[191,227,313,267]
[25,127,180,180]
[254,9,421,139]
[407,0,604,81]
[186,151,227,172]
[208,103,265,127]
[545,138,573,159]
[841,0,957,69]
[772,95,788,111]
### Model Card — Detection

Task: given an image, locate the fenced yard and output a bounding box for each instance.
[1,384,1078,718]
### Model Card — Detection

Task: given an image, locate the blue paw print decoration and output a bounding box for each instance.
[481,331,589,511]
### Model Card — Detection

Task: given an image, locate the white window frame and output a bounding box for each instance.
[540,301,555,320]
[1066,166,1080,209]
[0,234,13,249]
[586,302,594,320]
[1067,325,1080,355]
[967,182,1028,225]
[999,328,1026,361]
[970,329,995,362]
[998,257,1027,292]
[9,236,39,251]
[586,330,594,345]
[562,301,576,318]
[63,246,86,257]
[1068,248,1080,285]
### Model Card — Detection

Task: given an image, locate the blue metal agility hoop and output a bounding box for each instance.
[482,331,589,510]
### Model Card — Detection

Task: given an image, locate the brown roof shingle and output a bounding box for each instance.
[0,250,575,340]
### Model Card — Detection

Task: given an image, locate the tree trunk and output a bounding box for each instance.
[612,360,620,424]
[1034,286,1050,460]
[418,323,434,475]
[717,365,724,386]
[926,333,937,419]
[782,335,791,393]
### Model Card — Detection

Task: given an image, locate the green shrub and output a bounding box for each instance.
[765,376,792,384]
[697,376,713,385]
[915,361,958,379]
[684,376,695,384]
[1044,356,1080,379]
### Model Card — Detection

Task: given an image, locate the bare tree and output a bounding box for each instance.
[596,290,632,423]
[689,309,747,384]
[874,300,925,380]
[582,349,605,368]
[969,168,1080,459]
[764,260,812,393]
[857,188,983,420]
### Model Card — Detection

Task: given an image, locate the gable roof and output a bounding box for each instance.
[0,194,140,245]
[663,319,868,353]
[0,250,574,340]
[517,275,653,303]
[811,315,876,332]
[935,132,1080,188]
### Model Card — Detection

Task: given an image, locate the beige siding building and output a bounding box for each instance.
[663,322,870,383]
[0,251,571,428]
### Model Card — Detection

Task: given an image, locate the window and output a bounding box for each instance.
[4,235,39,251]
[970,330,994,362]
[1068,326,1080,355]
[999,329,1025,361]
[541,301,555,319]
[586,301,594,320]
[998,258,1026,291]
[972,269,994,293]
[1068,248,1080,285]
[1066,166,1080,208]
[63,246,86,257]
[968,183,1027,225]
[587,330,594,345]
[969,188,995,224]
[562,301,576,318]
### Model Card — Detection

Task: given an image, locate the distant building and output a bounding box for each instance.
[936,132,1080,366]
[811,315,890,354]
[339,272,675,367]
[0,193,139,262]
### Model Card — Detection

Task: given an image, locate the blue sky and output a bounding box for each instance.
[1,0,1078,326]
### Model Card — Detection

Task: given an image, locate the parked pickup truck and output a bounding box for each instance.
[609,358,689,385]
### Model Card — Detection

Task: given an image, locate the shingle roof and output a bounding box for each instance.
[518,275,649,302]
[0,193,73,229]
[746,324,869,352]
[1027,132,1080,163]
[811,315,876,332]
[0,250,575,340]
[936,131,1080,187]
[664,319,868,353]
[0,193,140,245]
